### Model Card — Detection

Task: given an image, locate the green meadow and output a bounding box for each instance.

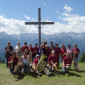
[0,63,85,85]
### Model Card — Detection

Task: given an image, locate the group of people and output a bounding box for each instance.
[5,41,80,76]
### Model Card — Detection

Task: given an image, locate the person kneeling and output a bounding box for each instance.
[21,52,31,73]
[8,52,19,73]
[48,50,59,72]
[62,53,72,73]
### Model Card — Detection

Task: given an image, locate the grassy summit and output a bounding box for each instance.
[0,63,85,85]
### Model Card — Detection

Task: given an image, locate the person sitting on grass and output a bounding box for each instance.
[32,54,41,75]
[48,50,59,72]
[62,53,72,73]
[32,54,52,76]
[8,52,19,73]
[21,52,31,73]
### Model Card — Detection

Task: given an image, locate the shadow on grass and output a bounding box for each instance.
[80,70,85,73]
[28,72,39,78]
[14,73,27,81]
[66,72,81,77]
[57,71,81,77]
[14,72,39,81]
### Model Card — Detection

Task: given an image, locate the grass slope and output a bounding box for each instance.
[0,63,85,85]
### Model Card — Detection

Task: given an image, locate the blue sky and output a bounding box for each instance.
[0,0,85,21]
[0,0,85,34]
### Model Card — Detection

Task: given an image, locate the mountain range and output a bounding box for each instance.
[0,32,85,59]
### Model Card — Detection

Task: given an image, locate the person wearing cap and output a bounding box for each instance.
[45,45,51,57]
[15,42,23,62]
[61,44,66,61]
[32,54,40,71]
[72,44,80,72]
[53,43,61,68]
[5,41,13,67]
[22,42,29,55]
[50,42,54,51]
[62,53,72,73]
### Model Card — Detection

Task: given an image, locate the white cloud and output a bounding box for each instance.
[64,5,72,12]
[24,15,30,20]
[0,5,85,35]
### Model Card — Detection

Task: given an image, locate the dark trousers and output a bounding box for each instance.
[6,57,9,67]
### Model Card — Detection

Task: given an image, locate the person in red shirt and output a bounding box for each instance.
[48,50,59,72]
[8,52,19,73]
[32,54,42,76]
[53,43,61,67]
[32,54,40,71]
[45,45,51,57]
[33,43,39,60]
[22,42,29,55]
[61,44,66,61]
[72,43,80,72]
[62,53,72,73]
[28,43,34,62]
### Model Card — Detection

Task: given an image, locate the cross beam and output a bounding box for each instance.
[25,8,54,47]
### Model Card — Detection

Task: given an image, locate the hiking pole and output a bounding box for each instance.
[50,60,61,77]
[53,66,61,77]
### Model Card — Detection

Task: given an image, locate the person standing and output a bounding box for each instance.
[50,42,54,51]
[5,41,13,67]
[45,45,51,57]
[53,43,61,68]
[22,42,29,55]
[33,43,39,60]
[72,44,80,72]
[15,42,22,62]
[61,44,66,61]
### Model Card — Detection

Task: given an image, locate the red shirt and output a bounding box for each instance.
[48,55,59,66]
[72,48,80,58]
[45,48,51,57]
[22,46,28,52]
[61,48,66,58]
[8,56,19,67]
[63,57,72,65]
[33,59,38,65]
[28,47,34,52]
[33,47,39,55]
[53,47,61,57]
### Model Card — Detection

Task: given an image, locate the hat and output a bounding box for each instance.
[36,54,40,57]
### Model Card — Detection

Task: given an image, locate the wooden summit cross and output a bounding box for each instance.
[25,8,54,47]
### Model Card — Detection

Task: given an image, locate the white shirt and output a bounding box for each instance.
[22,55,30,65]
[15,45,22,53]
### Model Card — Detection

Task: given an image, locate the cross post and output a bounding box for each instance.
[25,8,54,48]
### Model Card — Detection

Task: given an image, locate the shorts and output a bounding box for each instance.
[73,57,78,65]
